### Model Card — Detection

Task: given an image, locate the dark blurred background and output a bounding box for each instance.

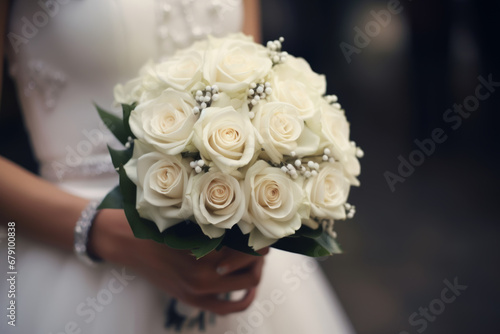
[260,0,500,333]
[2,1,500,333]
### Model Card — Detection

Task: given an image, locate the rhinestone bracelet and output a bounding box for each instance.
[74,199,102,266]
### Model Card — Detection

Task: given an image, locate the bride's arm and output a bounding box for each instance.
[0,5,88,244]
[0,156,88,251]
[0,5,88,247]
[243,0,261,42]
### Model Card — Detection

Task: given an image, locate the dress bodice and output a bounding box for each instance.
[7,0,242,197]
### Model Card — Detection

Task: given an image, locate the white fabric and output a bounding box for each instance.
[1,0,355,333]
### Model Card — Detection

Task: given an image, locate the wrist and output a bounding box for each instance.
[74,200,102,266]
[87,209,133,265]
[86,209,105,261]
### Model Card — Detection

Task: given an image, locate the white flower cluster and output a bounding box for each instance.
[116,33,362,250]
[193,85,220,115]
[267,37,288,65]
[248,81,272,113]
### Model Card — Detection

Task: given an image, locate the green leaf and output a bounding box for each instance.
[121,103,137,139]
[272,231,342,257]
[162,222,213,249]
[293,224,323,239]
[97,185,124,209]
[95,104,128,145]
[118,166,163,242]
[272,236,331,257]
[191,237,224,259]
[108,145,133,169]
[272,223,342,257]
[221,226,261,256]
[314,233,342,255]
[162,221,224,259]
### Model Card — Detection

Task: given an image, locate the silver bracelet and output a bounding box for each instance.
[74,199,102,266]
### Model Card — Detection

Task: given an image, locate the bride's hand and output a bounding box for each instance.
[89,208,268,315]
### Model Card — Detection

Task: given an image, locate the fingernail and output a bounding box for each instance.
[216,265,229,275]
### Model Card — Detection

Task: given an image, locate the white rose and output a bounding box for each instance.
[305,163,350,220]
[124,141,193,231]
[343,146,361,186]
[274,56,326,95]
[252,102,319,163]
[188,171,245,238]
[114,76,143,106]
[309,100,350,158]
[271,72,320,120]
[242,161,309,249]
[310,100,361,186]
[320,101,351,155]
[114,61,160,105]
[193,106,257,173]
[154,50,203,92]
[203,35,272,95]
[210,91,247,111]
[129,88,197,155]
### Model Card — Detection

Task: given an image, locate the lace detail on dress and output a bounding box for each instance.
[41,154,116,181]
[16,60,68,111]
[155,0,240,56]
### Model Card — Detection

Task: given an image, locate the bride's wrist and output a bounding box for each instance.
[74,200,103,266]
[87,209,133,265]
[86,209,106,262]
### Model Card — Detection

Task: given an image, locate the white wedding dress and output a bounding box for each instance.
[1,1,355,333]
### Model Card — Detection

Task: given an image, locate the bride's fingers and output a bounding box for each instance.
[215,247,270,275]
[257,247,270,256]
[182,258,264,295]
[215,255,258,276]
[214,258,265,294]
[193,287,258,316]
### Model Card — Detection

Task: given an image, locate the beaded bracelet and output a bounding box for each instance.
[74,199,102,266]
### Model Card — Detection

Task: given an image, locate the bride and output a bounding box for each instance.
[0,1,355,333]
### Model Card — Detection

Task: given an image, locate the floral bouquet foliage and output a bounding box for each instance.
[97,34,362,259]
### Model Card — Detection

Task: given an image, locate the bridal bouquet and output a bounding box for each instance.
[97,33,362,259]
